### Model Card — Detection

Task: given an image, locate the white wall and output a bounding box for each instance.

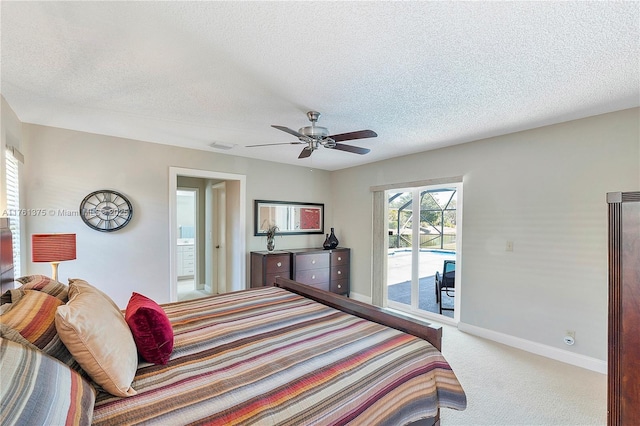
[331,108,639,364]
[21,124,332,307]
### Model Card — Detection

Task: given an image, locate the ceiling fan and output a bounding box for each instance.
[247,111,377,159]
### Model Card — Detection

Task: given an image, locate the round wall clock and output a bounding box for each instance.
[79,190,133,232]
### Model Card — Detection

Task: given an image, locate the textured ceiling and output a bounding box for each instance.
[1,1,638,171]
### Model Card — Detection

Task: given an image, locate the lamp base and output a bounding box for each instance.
[50,262,60,282]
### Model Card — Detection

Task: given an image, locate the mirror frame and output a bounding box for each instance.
[254,200,324,236]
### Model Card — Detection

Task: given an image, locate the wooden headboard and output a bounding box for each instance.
[1,218,15,293]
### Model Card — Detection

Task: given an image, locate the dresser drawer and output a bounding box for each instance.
[331,251,349,266]
[295,268,330,286]
[182,251,195,260]
[330,265,349,281]
[331,279,349,295]
[295,252,329,271]
[265,254,290,274]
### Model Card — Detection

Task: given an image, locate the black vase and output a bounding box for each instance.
[328,227,339,249]
[323,234,332,250]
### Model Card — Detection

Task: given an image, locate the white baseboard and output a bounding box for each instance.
[347,293,605,374]
[458,322,607,374]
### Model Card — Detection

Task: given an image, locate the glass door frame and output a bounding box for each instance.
[384,182,463,324]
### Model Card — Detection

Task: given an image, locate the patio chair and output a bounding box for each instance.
[435,260,455,314]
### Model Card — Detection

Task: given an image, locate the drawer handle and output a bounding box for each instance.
[338,256,342,261]
[337,270,341,275]
[277,262,282,267]
[312,275,316,280]
[311,260,316,264]
[338,284,342,289]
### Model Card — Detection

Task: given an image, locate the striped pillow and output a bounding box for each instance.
[0,338,96,426]
[16,274,69,302]
[0,290,84,374]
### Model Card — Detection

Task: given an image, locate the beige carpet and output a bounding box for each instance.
[177,279,212,302]
[438,324,606,425]
[178,289,211,301]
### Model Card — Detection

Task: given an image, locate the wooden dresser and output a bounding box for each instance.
[289,248,331,291]
[250,248,350,296]
[329,249,350,295]
[607,191,640,425]
[250,251,291,288]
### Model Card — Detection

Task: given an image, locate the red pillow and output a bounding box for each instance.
[125,292,174,365]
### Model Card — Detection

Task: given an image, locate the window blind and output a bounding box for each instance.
[5,147,21,276]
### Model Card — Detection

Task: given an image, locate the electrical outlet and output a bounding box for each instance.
[564,330,576,346]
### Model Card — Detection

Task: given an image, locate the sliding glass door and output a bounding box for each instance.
[386,184,460,319]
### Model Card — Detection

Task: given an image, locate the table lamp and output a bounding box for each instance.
[31,233,76,281]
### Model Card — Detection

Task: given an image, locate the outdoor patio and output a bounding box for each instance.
[387,249,456,318]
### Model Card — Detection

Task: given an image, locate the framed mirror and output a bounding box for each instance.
[254,200,324,236]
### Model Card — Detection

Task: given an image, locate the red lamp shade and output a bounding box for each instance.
[32,234,76,262]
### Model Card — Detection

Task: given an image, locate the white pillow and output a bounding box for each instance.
[55,279,138,397]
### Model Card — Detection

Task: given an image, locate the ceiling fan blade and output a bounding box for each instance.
[246,141,304,147]
[331,143,371,155]
[272,125,307,139]
[328,130,377,142]
[298,148,313,159]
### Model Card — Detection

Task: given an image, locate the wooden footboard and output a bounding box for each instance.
[274,277,442,351]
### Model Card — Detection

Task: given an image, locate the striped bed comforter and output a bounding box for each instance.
[92,287,466,425]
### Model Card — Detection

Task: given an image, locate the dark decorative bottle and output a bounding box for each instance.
[323,234,332,250]
[328,227,339,249]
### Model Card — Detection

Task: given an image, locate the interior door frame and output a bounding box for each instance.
[176,186,199,286]
[169,167,246,302]
[210,181,227,294]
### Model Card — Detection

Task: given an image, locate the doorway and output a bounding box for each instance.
[169,167,246,302]
[176,187,205,301]
[385,182,462,322]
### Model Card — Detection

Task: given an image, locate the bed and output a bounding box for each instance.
[0,220,466,425]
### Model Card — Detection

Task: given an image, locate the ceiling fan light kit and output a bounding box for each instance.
[247,111,377,159]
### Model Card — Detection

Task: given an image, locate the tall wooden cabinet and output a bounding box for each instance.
[607,191,640,425]
[250,248,350,296]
